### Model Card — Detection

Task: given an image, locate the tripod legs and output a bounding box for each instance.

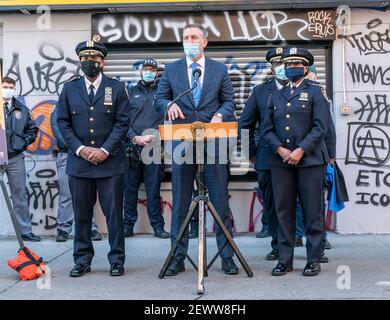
[159,200,198,279]
[159,195,254,295]
[206,201,254,278]
[197,198,206,294]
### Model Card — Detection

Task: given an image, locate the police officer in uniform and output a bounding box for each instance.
[239,47,288,261]
[57,40,130,277]
[123,58,169,239]
[263,48,331,277]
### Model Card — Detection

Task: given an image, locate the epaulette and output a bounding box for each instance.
[67,75,82,82]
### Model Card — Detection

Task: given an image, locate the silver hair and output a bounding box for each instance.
[183,23,209,39]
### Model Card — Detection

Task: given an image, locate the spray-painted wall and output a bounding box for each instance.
[0,14,90,235]
[0,13,265,236]
[334,9,390,233]
[1,8,388,236]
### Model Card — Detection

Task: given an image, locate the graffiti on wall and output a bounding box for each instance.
[5,42,80,97]
[341,18,390,209]
[92,10,336,44]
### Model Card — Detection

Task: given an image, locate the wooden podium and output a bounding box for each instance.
[158,121,253,295]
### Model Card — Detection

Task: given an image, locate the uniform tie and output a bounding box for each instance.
[89,84,95,103]
[290,86,297,96]
[191,62,202,108]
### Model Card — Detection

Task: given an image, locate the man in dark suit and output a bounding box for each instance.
[264,47,331,277]
[155,23,238,276]
[57,40,130,277]
[239,48,288,262]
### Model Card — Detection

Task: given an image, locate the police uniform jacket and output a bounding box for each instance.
[57,74,130,178]
[264,79,331,167]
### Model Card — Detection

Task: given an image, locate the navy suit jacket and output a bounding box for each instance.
[239,78,279,170]
[57,74,130,178]
[263,79,331,168]
[154,57,236,123]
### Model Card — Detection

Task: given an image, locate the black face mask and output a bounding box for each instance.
[81,60,101,78]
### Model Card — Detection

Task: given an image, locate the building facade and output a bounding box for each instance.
[0,1,388,235]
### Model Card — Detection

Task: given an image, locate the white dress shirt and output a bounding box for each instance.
[186,55,205,89]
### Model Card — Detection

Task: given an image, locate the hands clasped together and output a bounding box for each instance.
[80,147,108,165]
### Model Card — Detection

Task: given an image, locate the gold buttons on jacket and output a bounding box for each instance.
[91,141,95,145]
[285,126,290,131]
[90,107,94,111]
[286,139,291,143]
[287,102,291,107]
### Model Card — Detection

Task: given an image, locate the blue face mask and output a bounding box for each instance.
[274,64,287,81]
[141,71,156,83]
[285,67,305,82]
[183,42,202,60]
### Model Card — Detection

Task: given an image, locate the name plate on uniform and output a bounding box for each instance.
[104,87,113,106]
[299,92,309,101]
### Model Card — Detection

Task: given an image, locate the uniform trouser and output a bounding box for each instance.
[257,170,278,251]
[55,152,98,234]
[271,165,326,266]
[295,200,305,238]
[69,174,125,266]
[171,162,233,260]
[0,153,32,235]
[123,163,164,230]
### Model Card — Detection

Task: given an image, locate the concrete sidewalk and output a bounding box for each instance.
[1,233,390,300]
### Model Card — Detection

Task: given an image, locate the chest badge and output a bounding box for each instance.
[104,87,113,106]
[299,92,308,101]
[14,110,23,120]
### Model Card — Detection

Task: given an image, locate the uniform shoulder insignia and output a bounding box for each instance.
[317,85,330,102]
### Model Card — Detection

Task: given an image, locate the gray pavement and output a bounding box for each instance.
[1,233,390,300]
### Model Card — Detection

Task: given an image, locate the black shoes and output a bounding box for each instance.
[124,226,134,238]
[165,259,185,276]
[70,264,91,277]
[21,233,41,242]
[154,228,170,239]
[266,249,279,261]
[320,252,329,263]
[221,257,239,275]
[56,230,69,242]
[324,239,332,250]
[271,263,293,276]
[91,230,102,241]
[295,237,304,247]
[110,263,125,276]
[303,262,321,276]
[256,228,271,238]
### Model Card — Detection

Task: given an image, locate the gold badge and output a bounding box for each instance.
[276,47,283,54]
[92,34,101,43]
[104,87,113,106]
[14,110,23,120]
[290,47,297,54]
[299,92,309,101]
[86,40,94,47]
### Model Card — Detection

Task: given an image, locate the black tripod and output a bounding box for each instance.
[159,123,253,294]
